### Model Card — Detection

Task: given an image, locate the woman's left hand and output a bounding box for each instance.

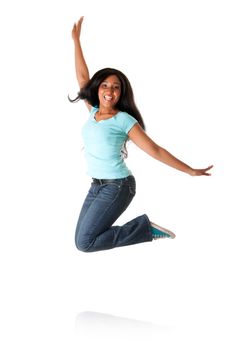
[189,165,213,176]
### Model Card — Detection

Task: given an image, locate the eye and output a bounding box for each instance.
[114,85,120,90]
[101,83,108,88]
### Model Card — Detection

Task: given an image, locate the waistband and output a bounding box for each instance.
[92,175,133,185]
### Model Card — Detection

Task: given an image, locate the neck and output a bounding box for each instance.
[98,107,117,115]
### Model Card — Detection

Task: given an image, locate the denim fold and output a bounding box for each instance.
[75,175,152,252]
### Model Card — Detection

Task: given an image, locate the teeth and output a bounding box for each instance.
[104,95,112,101]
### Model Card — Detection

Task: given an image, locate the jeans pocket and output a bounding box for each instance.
[100,182,122,200]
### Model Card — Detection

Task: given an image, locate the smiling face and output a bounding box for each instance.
[98,75,121,110]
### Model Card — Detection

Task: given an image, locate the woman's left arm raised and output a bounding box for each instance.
[128,124,213,176]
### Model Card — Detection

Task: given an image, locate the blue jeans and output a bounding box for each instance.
[75,175,153,252]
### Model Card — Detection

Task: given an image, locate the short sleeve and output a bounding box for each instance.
[90,106,98,117]
[117,112,138,134]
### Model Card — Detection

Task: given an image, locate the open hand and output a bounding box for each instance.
[189,165,213,176]
[72,16,84,41]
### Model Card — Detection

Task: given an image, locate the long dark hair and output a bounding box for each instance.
[69,68,146,157]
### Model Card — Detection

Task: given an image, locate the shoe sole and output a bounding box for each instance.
[151,222,176,239]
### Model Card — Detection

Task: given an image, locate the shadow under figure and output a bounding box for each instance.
[69,16,213,253]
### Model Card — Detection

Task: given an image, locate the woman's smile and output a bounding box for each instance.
[98,75,121,107]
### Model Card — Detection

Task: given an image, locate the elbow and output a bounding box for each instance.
[148,144,163,160]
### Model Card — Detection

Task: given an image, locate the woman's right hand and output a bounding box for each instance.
[72,16,84,42]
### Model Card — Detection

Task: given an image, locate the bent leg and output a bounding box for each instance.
[76,177,152,252]
[81,214,152,252]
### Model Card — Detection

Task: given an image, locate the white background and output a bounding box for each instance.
[0,0,232,349]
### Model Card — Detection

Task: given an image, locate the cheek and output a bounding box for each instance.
[115,90,121,99]
[98,89,103,99]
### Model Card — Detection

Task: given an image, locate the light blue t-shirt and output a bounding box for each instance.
[81,106,138,179]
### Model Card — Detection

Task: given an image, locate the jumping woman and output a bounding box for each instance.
[70,17,213,252]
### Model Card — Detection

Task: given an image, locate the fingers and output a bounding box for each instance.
[72,16,84,39]
[75,16,84,26]
[203,165,213,175]
[191,165,213,176]
[205,165,214,171]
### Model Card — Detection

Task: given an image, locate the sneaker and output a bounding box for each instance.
[150,222,176,240]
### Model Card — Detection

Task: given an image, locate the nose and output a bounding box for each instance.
[105,86,114,93]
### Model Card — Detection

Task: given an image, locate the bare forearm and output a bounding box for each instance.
[155,147,193,175]
[128,125,193,174]
[72,18,89,86]
[128,120,213,177]
[74,39,89,86]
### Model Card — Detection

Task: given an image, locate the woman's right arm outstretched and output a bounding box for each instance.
[72,17,91,110]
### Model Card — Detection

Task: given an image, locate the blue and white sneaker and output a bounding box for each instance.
[150,222,176,240]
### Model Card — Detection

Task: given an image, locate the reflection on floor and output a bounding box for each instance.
[75,311,175,349]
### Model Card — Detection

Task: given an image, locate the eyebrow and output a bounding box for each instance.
[102,80,121,85]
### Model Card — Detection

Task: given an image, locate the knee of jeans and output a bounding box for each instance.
[75,239,91,252]
[75,231,91,253]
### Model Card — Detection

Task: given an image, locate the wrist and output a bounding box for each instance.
[73,38,81,46]
[187,167,195,176]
